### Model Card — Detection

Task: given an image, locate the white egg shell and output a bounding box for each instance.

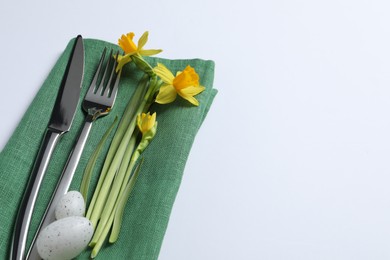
[55,191,85,219]
[36,216,93,260]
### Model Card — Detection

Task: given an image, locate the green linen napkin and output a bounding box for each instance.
[0,38,217,259]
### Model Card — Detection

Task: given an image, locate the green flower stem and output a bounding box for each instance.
[90,159,141,257]
[87,75,154,228]
[91,123,156,250]
[93,141,145,250]
[105,126,157,244]
[118,125,156,201]
[91,127,149,246]
[86,76,149,221]
[132,54,154,77]
[100,74,149,174]
[80,116,118,201]
[88,112,137,228]
[91,154,138,246]
[87,56,160,256]
[89,134,137,246]
[90,208,115,259]
[109,159,142,243]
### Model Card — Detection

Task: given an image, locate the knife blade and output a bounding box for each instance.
[9,35,84,260]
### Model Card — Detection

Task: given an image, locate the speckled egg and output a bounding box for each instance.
[55,191,85,219]
[36,216,94,260]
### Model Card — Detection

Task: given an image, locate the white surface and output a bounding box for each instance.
[2,0,390,259]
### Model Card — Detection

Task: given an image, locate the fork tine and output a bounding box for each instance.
[108,53,121,103]
[83,48,121,117]
[87,48,107,96]
[96,49,114,96]
[103,51,120,98]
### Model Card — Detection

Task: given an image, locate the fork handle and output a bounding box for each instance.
[26,118,93,260]
[10,130,62,260]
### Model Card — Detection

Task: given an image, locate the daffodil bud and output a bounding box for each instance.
[137,112,156,134]
[137,112,158,144]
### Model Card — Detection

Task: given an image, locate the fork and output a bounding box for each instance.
[26,48,121,260]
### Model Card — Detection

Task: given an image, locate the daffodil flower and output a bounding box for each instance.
[154,63,205,106]
[137,112,157,136]
[116,32,162,71]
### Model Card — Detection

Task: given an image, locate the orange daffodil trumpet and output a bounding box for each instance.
[116,31,162,72]
[154,63,205,106]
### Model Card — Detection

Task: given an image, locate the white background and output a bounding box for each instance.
[1,0,390,259]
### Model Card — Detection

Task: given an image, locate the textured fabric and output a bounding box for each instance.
[0,38,217,259]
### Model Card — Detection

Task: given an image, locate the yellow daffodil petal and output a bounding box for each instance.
[155,84,177,104]
[118,32,137,54]
[173,65,199,90]
[178,86,205,106]
[116,54,132,72]
[154,63,175,84]
[178,91,200,106]
[180,85,206,96]
[138,31,149,50]
[139,49,163,56]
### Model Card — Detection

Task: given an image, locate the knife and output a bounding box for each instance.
[9,35,84,260]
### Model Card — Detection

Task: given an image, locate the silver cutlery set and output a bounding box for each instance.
[9,36,121,260]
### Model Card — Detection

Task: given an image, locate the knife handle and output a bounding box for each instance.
[10,130,62,260]
[26,119,93,260]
